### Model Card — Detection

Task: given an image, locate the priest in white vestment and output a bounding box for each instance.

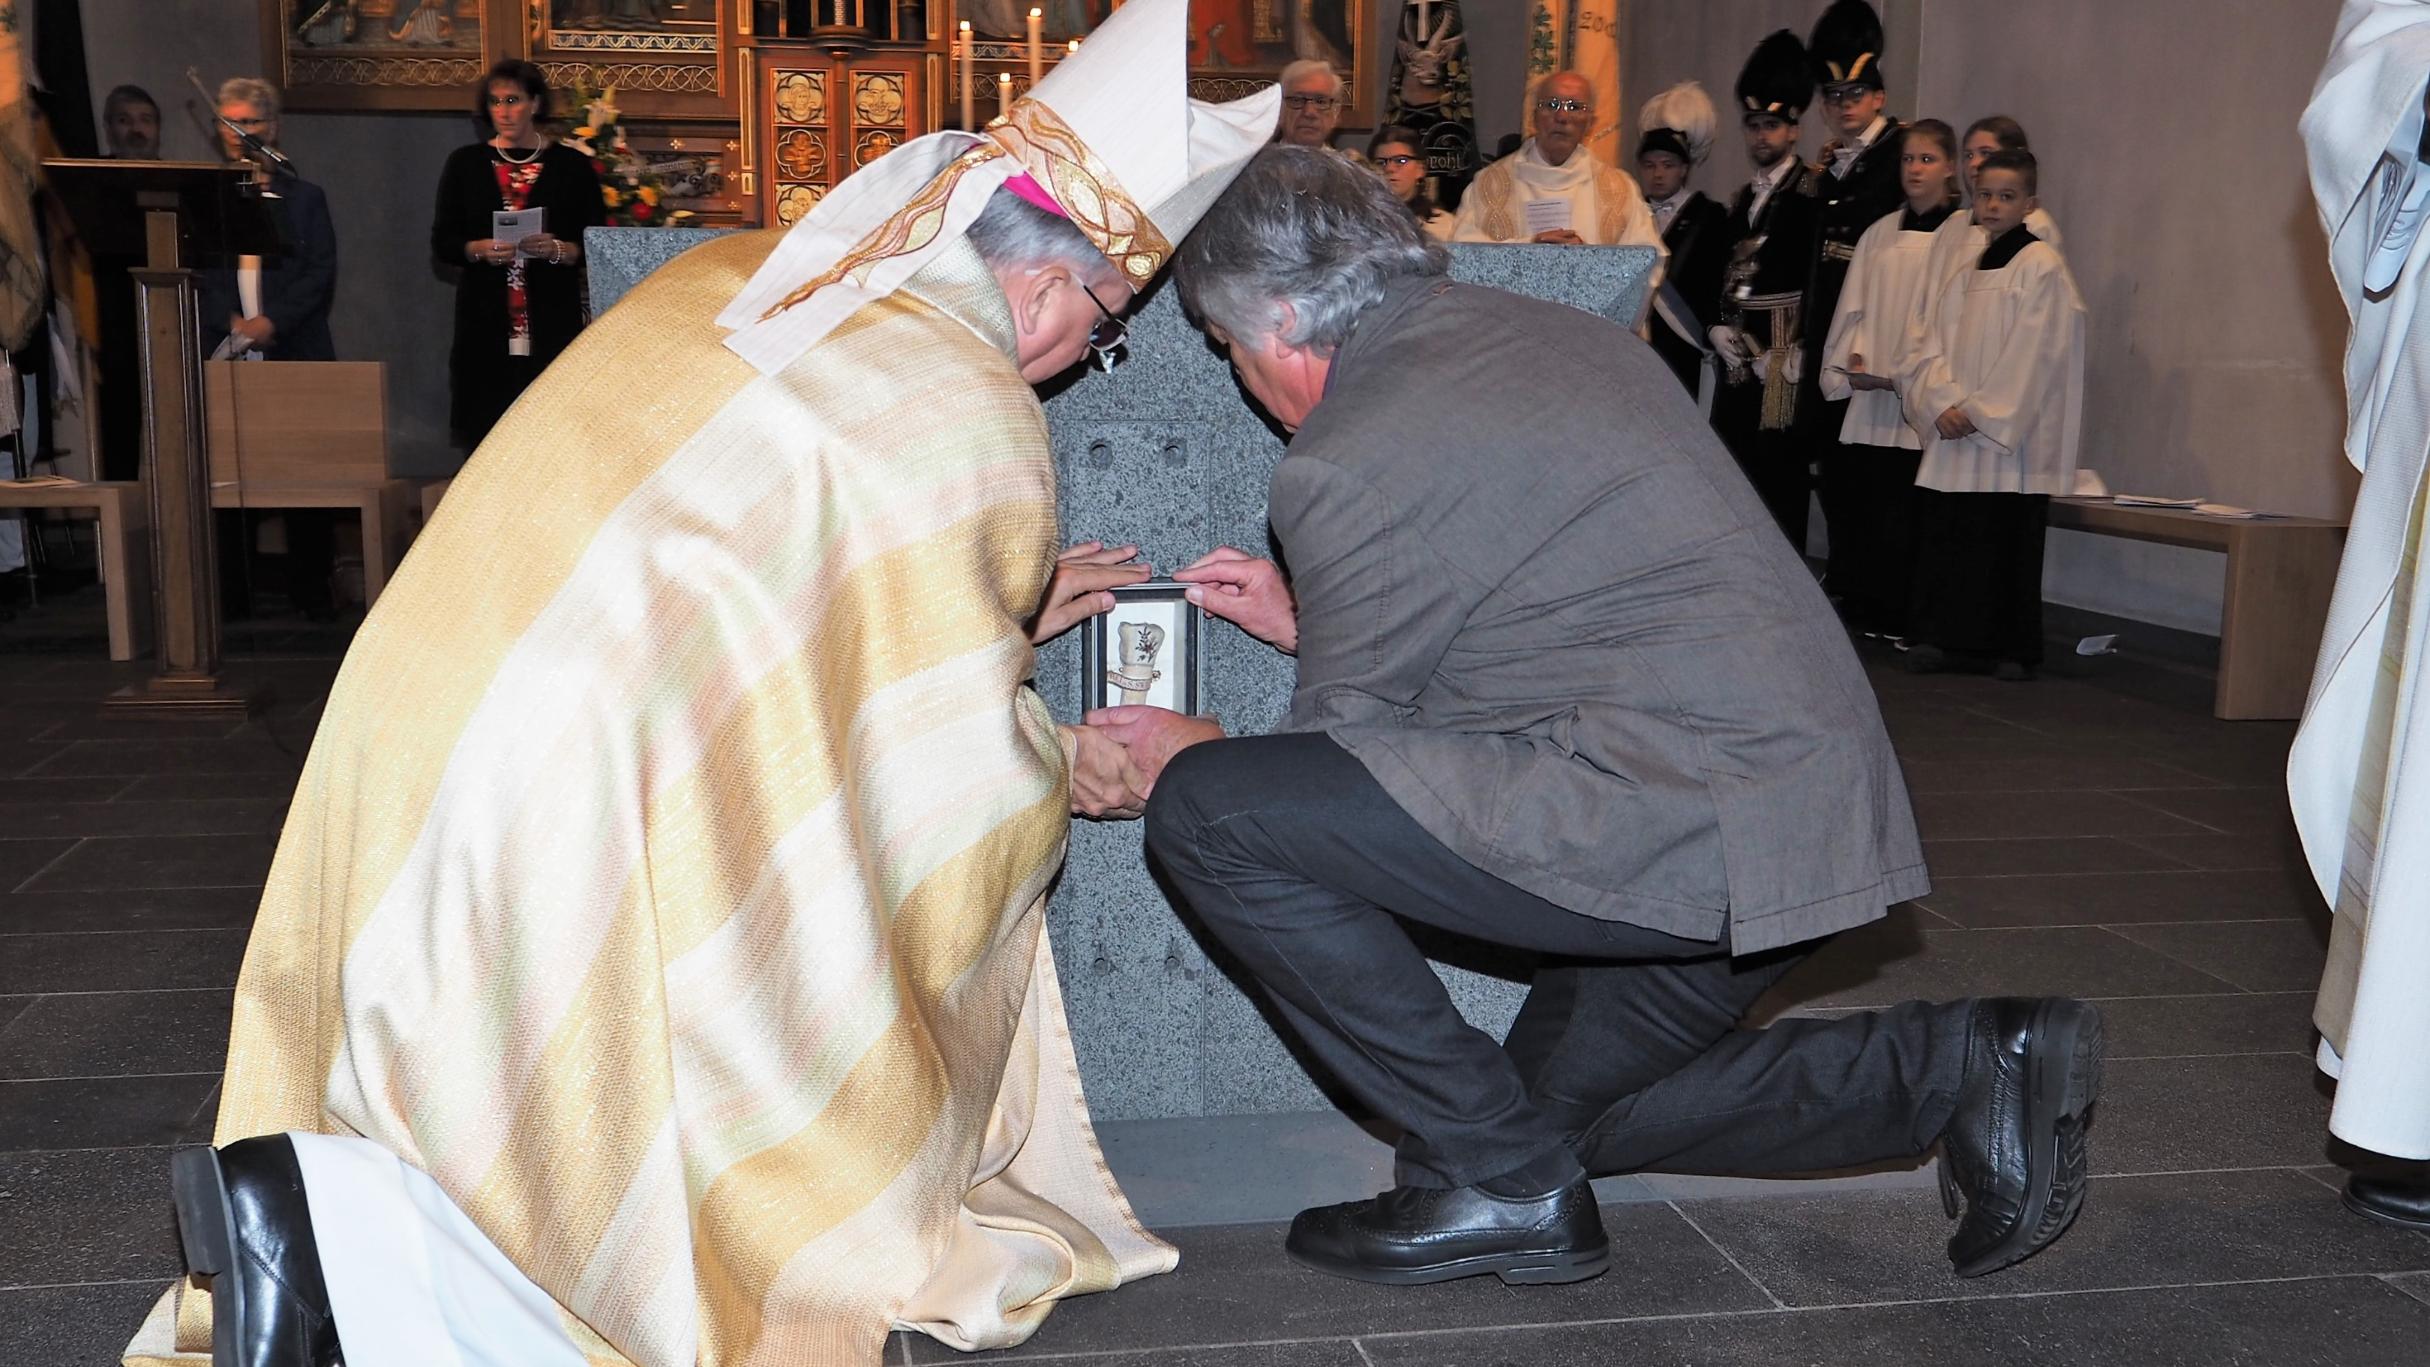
[2288,0,2430,1230]
[1451,70,1665,262]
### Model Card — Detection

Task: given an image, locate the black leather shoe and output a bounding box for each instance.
[1937,997,2104,1278]
[1283,1177,1610,1286]
[170,1137,343,1367]
[2344,1171,2430,1230]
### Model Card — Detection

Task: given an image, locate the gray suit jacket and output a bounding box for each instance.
[1272,272,1928,953]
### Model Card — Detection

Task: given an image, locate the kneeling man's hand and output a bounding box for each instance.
[1175,548,1298,654]
[1085,706,1226,796]
[1030,541,1153,645]
[1061,722,1150,820]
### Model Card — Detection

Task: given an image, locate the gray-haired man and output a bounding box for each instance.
[1275,58,1345,149]
[1092,147,2102,1289]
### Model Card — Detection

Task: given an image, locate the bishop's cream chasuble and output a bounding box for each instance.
[2289,0,2430,1161]
[123,229,1174,1367]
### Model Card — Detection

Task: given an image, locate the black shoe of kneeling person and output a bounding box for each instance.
[1937,997,2106,1278]
[1284,1174,1611,1287]
[2345,1170,2430,1231]
[170,1136,344,1367]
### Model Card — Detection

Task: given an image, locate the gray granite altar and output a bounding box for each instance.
[586,226,1657,1119]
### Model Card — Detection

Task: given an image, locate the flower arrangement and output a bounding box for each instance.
[561,84,695,227]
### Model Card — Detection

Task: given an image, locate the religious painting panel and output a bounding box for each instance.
[530,0,737,121]
[269,0,490,110]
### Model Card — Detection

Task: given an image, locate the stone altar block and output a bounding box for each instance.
[586,228,1658,1121]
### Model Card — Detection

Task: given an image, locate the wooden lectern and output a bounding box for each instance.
[44,159,275,717]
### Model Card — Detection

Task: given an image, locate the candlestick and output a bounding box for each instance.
[998,71,1013,119]
[959,21,975,130]
[1027,9,1044,87]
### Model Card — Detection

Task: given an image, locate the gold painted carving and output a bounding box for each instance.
[853,74,905,127]
[775,70,826,124]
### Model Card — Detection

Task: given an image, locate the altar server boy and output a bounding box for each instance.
[1899,149,2085,679]
[1818,119,1962,638]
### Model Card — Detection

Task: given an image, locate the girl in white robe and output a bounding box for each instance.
[1818,119,1963,638]
[1899,151,2086,679]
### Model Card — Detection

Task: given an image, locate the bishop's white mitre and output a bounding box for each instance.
[719,0,1279,374]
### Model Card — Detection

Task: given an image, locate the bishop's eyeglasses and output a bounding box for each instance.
[1081,284,1129,372]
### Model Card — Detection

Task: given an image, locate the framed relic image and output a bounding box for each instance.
[1081,582,1204,715]
[947,1,1376,127]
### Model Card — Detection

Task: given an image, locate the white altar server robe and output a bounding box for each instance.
[1822,209,1942,449]
[2288,0,2430,1161]
[1906,237,2085,497]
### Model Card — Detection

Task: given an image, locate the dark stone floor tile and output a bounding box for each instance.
[31,716,249,743]
[1917,868,2323,928]
[1675,1169,2430,1309]
[1910,790,2215,842]
[115,771,306,804]
[178,1084,221,1145]
[0,1073,220,1151]
[0,930,251,993]
[26,739,304,778]
[1898,755,2222,795]
[2110,920,2332,993]
[21,834,279,892]
[2389,1272,2430,1307]
[0,887,264,934]
[0,838,77,892]
[1770,926,2234,1012]
[0,799,290,840]
[1921,837,2192,878]
[2093,1054,2336,1173]
[2094,993,2318,1060]
[0,992,235,1079]
[1359,1276,2430,1367]
[903,1205,1769,1361]
[2122,829,2310,872]
[0,1147,183,1286]
[0,776,137,804]
[0,995,25,1036]
[2122,730,2301,788]
[2114,787,2299,837]
[0,742,69,780]
[0,1282,164,1367]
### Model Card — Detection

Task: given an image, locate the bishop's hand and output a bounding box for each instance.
[1030,541,1152,645]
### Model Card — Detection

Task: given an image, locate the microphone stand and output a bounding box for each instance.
[185,68,300,181]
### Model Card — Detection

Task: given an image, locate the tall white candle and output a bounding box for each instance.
[1027,8,1044,87]
[997,71,1013,119]
[958,21,975,130]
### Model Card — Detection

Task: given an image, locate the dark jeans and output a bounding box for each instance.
[1145,732,1970,1191]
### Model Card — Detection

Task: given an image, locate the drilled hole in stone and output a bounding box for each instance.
[1086,439,1114,468]
[1091,955,1114,975]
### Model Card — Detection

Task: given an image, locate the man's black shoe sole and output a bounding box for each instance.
[170,1145,248,1367]
[1285,1240,1611,1287]
[2343,1184,2430,1231]
[1950,999,2104,1278]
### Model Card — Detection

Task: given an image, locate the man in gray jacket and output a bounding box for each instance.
[1096,147,2103,1289]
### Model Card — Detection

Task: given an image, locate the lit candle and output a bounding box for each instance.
[958,20,975,130]
[1067,39,1080,57]
[1027,8,1044,87]
[997,71,1013,119]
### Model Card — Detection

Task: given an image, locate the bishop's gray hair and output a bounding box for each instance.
[1176,146,1448,353]
[964,186,1123,290]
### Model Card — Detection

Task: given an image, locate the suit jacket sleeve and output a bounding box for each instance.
[1273,455,1481,734]
[264,183,337,345]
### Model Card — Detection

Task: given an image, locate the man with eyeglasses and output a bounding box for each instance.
[1801,1,1907,603]
[1276,59,1348,150]
[1448,71,1662,256]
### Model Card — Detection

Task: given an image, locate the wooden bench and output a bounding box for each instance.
[0,481,152,660]
[2048,498,2347,721]
[204,361,425,607]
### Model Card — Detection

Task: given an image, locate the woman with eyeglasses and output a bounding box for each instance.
[1366,125,1454,240]
[430,59,606,452]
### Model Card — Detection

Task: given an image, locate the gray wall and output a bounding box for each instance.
[83,0,467,476]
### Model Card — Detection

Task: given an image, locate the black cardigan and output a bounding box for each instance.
[430,142,605,439]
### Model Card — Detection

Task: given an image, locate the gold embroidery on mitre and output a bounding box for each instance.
[759,143,1009,320]
[986,100,1176,284]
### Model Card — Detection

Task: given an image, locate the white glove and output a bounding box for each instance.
[1780,349,1803,387]
[1708,325,1748,365]
[1751,352,1770,382]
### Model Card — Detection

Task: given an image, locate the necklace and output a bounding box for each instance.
[493,140,543,165]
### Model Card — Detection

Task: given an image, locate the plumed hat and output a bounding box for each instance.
[1636,81,1717,166]
[721,0,1279,374]
[1808,0,1887,93]
[1736,30,1813,124]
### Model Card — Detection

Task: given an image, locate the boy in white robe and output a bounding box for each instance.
[1898,116,2064,416]
[1818,119,1962,639]
[1898,149,2085,679]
